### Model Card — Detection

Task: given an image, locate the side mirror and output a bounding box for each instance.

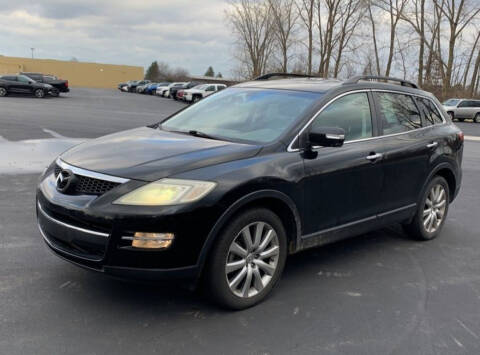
[308,126,345,148]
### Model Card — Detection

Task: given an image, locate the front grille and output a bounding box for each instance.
[75,176,120,195]
[54,164,120,195]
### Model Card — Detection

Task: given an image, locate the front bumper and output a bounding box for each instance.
[36,170,223,281]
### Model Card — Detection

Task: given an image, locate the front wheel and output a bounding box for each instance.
[0,87,7,97]
[404,176,449,241]
[205,208,287,309]
[34,89,45,98]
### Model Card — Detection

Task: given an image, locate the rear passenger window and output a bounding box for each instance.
[310,93,373,141]
[416,98,443,125]
[375,92,421,134]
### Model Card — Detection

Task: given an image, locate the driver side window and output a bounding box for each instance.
[310,93,373,142]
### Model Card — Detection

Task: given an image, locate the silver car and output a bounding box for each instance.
[443,98,480,123]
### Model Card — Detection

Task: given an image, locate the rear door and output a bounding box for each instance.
[372,91,430,214]
[456,100,471,119]
[2,76,20,92]
[302,91,384,235]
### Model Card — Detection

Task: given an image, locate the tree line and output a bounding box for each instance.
[226,0,480,99]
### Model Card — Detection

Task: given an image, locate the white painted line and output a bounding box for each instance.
[43,128,67,139]
[465,135,480,142]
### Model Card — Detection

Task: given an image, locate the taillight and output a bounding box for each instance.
[457,131,464,142]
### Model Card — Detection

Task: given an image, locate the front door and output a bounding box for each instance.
[302,91,384,235]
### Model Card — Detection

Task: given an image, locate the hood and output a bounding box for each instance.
[60,127,261,181]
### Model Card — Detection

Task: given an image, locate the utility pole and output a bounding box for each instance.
[30,48,35,59]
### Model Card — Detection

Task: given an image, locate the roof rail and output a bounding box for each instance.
[343,75,418,89]
[254,72,318,80]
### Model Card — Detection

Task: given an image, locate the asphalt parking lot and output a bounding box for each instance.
[1,88,480,355]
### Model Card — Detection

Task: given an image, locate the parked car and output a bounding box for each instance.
[128,80,150,93]
[144,82,170,95]
[136,83,150,94]
[170,82,201,100]
[36,74,463,309]
[443,98,480,123]
[155,82,182,97]
[164,82,188,98]
[0,74,54,98]
[21,72,69,97]
[183,84,226,103]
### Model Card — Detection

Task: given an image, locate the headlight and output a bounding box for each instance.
[113,178,216,206]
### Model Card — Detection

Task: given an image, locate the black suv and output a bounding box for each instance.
[0,74,53,98]
[21,72,69,97]
[36,74,463,309]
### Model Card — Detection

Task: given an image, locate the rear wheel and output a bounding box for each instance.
[205,208,287,309]
[474,113,480,123]
[193,95,201,103]
[34,89,45,98]
[0,87,7,97]
[404,176,449,241]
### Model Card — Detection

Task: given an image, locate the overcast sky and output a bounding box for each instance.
[0,0,233,76]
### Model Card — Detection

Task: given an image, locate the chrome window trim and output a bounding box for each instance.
[287,88,447,152]
[56,158,130,184]
[37,202,109,238]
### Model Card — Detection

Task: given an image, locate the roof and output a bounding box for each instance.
[235,78,343,93]
[234,76,432,97]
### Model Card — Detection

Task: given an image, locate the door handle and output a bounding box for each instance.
[366,153,383,161]
[426,142,438,149]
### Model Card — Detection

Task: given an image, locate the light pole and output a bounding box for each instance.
[30,48,35,59]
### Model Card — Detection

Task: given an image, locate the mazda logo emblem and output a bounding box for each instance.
[56,169,74,193]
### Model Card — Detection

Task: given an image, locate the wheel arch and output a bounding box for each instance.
[425,163,458,202]
[196,189,302,275]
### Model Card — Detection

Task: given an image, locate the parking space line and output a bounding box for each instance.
[465,136,480,142]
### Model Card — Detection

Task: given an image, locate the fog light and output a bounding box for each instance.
[131,232,174,249]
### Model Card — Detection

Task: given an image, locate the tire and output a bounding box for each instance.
[193,95,201,103]
[205,208,287,310]
[447,112,454,121]
[34,89,45,98]
[474,113,480,123]
[0,87,7,97]
[457,117,465,122]
[403,176,449,241]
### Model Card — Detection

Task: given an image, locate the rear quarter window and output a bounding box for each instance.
[416,97,444,125]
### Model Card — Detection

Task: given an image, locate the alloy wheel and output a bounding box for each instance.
[35,89,45,98]
[0,87,6,97]
[423,184,447,233]
[225,222,280,298]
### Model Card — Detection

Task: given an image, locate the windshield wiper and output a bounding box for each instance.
[187,130,222,141]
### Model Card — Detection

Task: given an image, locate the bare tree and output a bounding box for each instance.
[375,0,409,77]
[433,0,480,95]
[367,0,381,75]
[297,0,315,74]
[333,0,365,77]
[226,0,275,78]
[268,0,299,72]
[316,0,343,77]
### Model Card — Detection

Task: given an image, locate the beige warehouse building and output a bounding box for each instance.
[0,56,144,89]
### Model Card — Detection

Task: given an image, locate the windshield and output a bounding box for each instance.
[443,99,460,106]
[161,88,322,143]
